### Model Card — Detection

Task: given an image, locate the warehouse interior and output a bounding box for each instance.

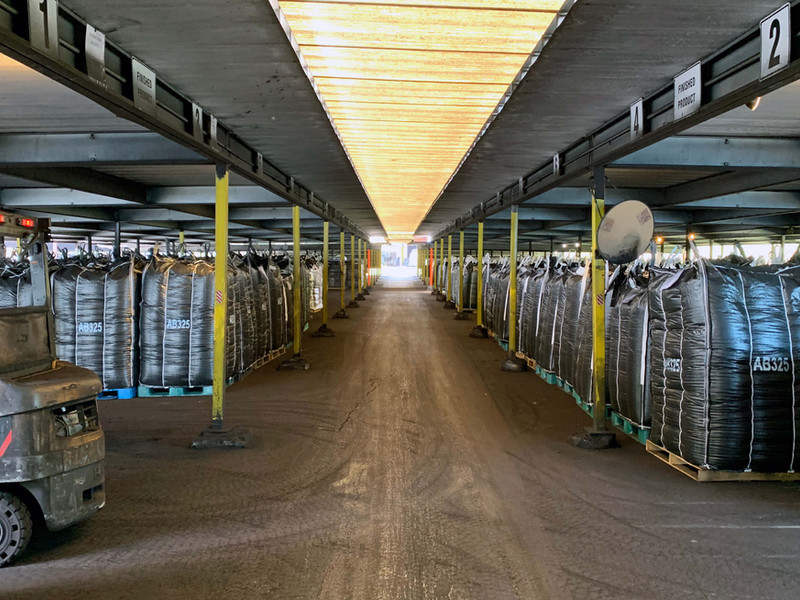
[3,1,800,598]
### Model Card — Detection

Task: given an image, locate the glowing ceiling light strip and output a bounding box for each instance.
[273,0,568,240]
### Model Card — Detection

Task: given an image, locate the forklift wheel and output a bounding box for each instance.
[0,491,32,567]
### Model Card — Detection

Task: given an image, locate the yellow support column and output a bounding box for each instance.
[444,234,455,308]
[192,165,250,447]
[458,230,464,310]
[313,221,335,336]
[571,167,615,448]
[470,222,488,337]
[279,206,310,370]
[501,206,524,370]
[348,234,359,308]
[432,240,438,294]
[333,230,348,319]
[356,238,366,299]
[590,168,609,433]
[212,166,229,423]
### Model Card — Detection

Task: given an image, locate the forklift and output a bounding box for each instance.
[0,211,105,566]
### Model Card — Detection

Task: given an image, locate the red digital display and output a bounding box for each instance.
[19,218,35,228]
[0,215,5,224]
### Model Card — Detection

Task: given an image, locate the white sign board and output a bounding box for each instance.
[761,4,791,79]
[191,103,203,142]
[630,98,644,140]
[674,62,702,120]
[553,153,561,175]
[27,0,59,58]
[85,25,106,85]
[132,58,157,116]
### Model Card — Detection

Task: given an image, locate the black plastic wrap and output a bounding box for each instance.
[535,267,568,373]
[0,266,32,308]
[573,278,594,404]
[649,261,800,471]
[52,260,141,390]
[607,271,651,426]
[557,270,589,389]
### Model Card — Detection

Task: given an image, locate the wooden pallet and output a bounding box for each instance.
[645,440,800,482]
[610,412,650,445]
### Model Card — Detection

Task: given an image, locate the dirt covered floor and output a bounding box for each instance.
[5,274,800,599]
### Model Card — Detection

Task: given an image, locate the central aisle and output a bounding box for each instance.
[5,275,800,599]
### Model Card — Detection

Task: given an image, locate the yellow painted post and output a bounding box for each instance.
[340,231,346,311]
[351,234,355,301]
[508,206,518,356]
[458,230,464,311]
[178,228,185,247]
[322,221,329,325]
[476,222,484,327]
[447,234,453,301]
[292,205,302,356]
[212,165,228,426]
[358,238,363,294]
[591,167,608,431]
[433,240,438,290]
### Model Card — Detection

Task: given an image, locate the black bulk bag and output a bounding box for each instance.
[52,260,140,390]
[649,261,800,471]
[139,256,215,387]
[607,270,651,426]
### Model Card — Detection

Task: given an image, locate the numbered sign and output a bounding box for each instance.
[761,4,791,79]
[210,116,219,150]
[553,153,561,176]
[28,0,59,58]
[192,103,204,142]
[630,98,644,140]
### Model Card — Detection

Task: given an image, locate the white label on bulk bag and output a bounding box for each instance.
[78,321,104,333]
[664,358,681,372]
[165,319,191,330]
[753,356,791,372]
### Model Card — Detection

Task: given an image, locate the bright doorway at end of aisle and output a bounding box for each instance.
[381,244,418,279]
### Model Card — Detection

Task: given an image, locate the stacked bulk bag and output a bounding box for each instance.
[462,256,479,310]
[556,268,590,391]
[139,256,216,387]
[649,260,800,472]
[450,258,460,307]
[52,260,141,390]
[606,268,651,426]
[328,257,346,289]
[0,264,32,308]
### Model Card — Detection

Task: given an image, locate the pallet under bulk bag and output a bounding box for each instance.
[649,261,800,472]
[51,260,140,390]
[606,271,650,427]
[139,257,216,387]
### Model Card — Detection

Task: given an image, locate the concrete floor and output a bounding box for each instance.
[4,274,800,599]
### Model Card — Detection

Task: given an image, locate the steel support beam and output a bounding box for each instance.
[435,4,800,238]
[0,1,371,240]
